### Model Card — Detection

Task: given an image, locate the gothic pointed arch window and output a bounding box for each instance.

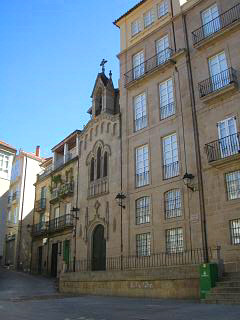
[103,151,108,177]
[90,157,95,182]
[97,147,102,179]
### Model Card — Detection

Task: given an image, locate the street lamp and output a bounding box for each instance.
[70,207,80,272]
[115,192,127,270]
[183,172,196,191]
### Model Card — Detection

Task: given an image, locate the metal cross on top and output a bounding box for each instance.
[100,59,108,74]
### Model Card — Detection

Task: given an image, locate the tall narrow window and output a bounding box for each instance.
[230,219,240,245]
[136,196,150,224]
[165,189,182,219]
[134,93,147,132]
[158,0,168,18]
[166,228,183,253]
[208,52,229,91]
[159,78,175,120]
[103,152,108,177]
[202,4,220,37]
[136,145,149,187]
[136,233,151,256]
[90,158,95,182]
[97,147,102,179]
[133,51,145,80]
[156,35,170,65]
[217,117,239,159]
[162,133,179,179]
[144,9,155,28]
[226,171,240,200]
[131,18,142,37]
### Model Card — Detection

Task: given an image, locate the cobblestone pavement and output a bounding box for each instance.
[1,268,240,320]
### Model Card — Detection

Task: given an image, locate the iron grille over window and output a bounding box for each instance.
[135,145,149,187]
[226,171,240,200]
[230,219,240,245]
[136,233,151,256]
[166,228,183,253]
[134,93,147,132]
[136,197,150,224]
[165,189,182,219]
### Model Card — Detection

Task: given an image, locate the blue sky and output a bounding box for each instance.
[0,0,137,158]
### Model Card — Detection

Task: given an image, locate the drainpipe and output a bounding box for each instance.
[170,0,177,52]
[17,156,28,270]
[119,112,123,270]
[182,14,209,263]
[74,154,80,272]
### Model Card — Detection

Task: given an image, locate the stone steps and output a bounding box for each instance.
[203,272,240,305]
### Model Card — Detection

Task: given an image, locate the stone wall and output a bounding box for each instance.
[59,265,200,299]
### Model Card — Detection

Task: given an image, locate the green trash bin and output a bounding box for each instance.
[199,263,218,299]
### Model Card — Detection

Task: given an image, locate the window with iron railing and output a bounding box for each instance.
[165,189,182,219]
[226,171,240,200]
[192,4,240,45]
[136,196,150,225]
[166,227,183,253]
[159,78,175,120]
[136,232,151,257]
[230,219,240,245]
[162,134,179,179]
[158,0,168,18]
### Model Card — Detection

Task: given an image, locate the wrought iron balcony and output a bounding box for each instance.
[35,198,46,212]
[32,221,48,237]
[198,68,237,98]
[192,4,240,45]
[59,182,74,197]
[205,132,240,163]
[125,48,174,87]
[88,177,109,198]
[51,188,59,202]
[48,214,73,234]
[134,115,147,132]
[135,171,149,188]
[163,161,179,180]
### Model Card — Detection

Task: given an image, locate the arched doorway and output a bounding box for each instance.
[92,225,106,271]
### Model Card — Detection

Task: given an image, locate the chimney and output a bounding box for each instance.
[36,146,40,157]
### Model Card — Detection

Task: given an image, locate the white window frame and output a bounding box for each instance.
[217,117,239,158]
[226,171,240,200]
[136,196,150,224]
[132,51,145,80]
[131,18,142,37]
[144,9,155,28]
[0,152,9,174]
[166,227,183,253]
[230,219,240,245]
[135,145,149,187]
[165,189,182,219]
[134,93,147,132]
[136,232,151,256]
[162,133,179,179]
[202,3,220,37]
[158,0,168,18]
[159,78,175,120]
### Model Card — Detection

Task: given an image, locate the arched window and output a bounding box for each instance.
[103,152,108,177]
[90,158,95,182]
[96,147,101,179]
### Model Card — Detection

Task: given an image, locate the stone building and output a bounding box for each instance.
[0,141,16,265]
[4,148,44,268]
[114,0,240,270]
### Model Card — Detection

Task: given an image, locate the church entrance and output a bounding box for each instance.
[92,225,106,271]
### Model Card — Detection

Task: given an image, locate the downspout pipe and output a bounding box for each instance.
[182,14,209,263]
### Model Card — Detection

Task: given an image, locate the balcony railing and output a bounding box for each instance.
[66,247,218,273]
[192,4,240,45]
[205,132,240,163]
[134,115,147,132]
[59,182,74,197]
[160,102,175,120]
[163,161,179,180]
[35,198,46,212]
[88,177,109,198]
[48,214,73,233]
[198,68,237,98]
[125,48,174,86]
[32,221,48,237]
[32,214,74,237]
